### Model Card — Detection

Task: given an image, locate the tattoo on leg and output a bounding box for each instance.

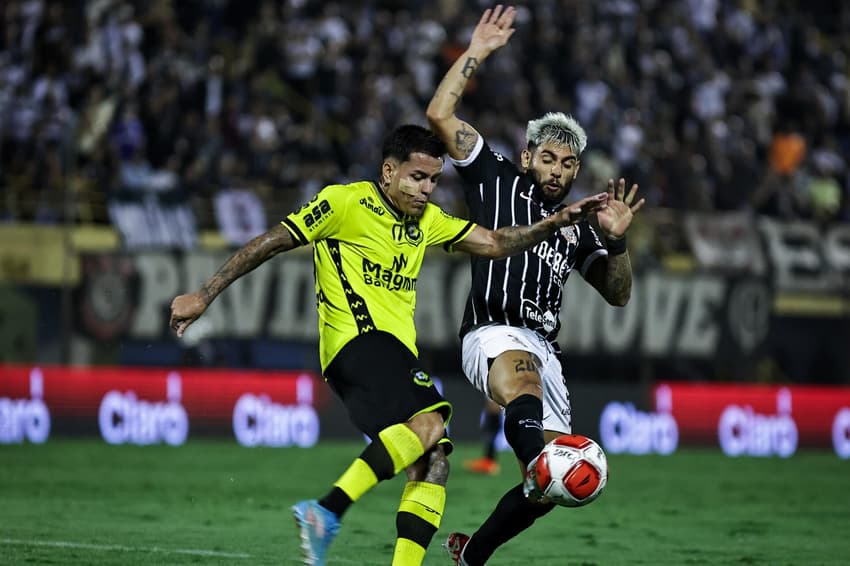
[514,355,537,373]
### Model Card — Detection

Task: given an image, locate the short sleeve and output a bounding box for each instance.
[423,205,476,252]
[281,184,350,245]
[576,221,608,277]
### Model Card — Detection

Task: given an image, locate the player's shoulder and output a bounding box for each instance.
[421,202,465,223]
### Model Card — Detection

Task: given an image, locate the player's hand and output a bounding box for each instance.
[555,192,609,226]
[170,293,207,338]
[596,178,645,239]
[469,5,517,56]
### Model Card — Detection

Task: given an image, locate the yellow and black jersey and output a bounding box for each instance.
[282,180,476,371]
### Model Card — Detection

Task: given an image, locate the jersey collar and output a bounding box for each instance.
[527,181,567,214]
[372,180,406,221]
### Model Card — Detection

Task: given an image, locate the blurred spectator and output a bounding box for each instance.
[0,0,847,232]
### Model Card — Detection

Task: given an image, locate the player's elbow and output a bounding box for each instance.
[426,104,451,128]
[606,289,631,307]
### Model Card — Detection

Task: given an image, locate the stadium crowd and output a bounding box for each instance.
[1,0,849,230]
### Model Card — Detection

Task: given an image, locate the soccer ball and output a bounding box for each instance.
[526,434,608,507]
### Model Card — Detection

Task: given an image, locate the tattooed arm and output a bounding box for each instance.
[426,6,516,160]
[584,252,634,307]
[455,193,608,259]
[170,223,299,337]
[583,179,646,307]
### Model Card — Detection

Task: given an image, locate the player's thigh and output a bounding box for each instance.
[461,325,547,404]
[488,350,543,406]
[324,331,451,440]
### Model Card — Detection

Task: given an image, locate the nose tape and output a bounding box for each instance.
[398,179,420,196]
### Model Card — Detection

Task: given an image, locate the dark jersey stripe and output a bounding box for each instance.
[326,239,376,334]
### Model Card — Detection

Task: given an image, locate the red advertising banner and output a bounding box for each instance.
[654,382,850,457]
[0,364,328,447]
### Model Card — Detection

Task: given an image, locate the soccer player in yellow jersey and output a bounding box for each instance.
[170,125,608,566]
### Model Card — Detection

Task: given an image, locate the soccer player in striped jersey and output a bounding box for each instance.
[427,6,645,565]
[169,124,608,566]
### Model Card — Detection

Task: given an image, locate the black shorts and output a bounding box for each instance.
[324,331,452,441]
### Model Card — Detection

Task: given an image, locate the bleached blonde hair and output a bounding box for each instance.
[526,112,587,155]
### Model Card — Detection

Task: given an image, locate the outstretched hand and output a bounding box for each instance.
[170,293,207,338]
[469,5,517,56]
[596,178,645,239]
[555,192,609,227]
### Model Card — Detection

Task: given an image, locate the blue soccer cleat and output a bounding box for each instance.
[292,500,341,565]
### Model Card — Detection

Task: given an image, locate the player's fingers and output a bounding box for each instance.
[479,8,491,26]
[617,178,626,200]
[498,5,516,27]
[490,5,503,23]
[630,198,646,214]
[625,183,639,205]
[606,178,615,197]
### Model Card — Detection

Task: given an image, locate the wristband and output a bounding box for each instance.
[606,235,627,256]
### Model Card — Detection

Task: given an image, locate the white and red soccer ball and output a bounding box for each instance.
[528,434,608,507]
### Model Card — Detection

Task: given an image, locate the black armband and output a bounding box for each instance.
[606,235,627,256]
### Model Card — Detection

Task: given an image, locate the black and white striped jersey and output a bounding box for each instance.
[452,135,608,349]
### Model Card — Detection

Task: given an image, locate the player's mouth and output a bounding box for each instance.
[543,182,562,194]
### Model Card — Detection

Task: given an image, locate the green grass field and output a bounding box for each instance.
[1,439,848,565]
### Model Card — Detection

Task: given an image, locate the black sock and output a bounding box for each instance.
[463,484,554,566]
[503,394,544,467]
[483,411,501,460]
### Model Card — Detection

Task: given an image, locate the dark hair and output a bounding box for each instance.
[381,124,446,162]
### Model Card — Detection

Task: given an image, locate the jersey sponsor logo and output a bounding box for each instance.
[358,196,386,216]
[391,254,409,272]
[362,258,417,291]
[392,220,423,246]
[300,199,333,230]
[522,299,557,333]
[411,368,433,387]
[531,240,570,283]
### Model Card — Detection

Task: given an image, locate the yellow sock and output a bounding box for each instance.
[392,481,446,566]
[334,458,378,503]
[379,423,425,474]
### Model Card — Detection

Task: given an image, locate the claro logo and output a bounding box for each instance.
[232,375,319,447]
[0,367,50,444]
[98,372,189,446]
[718,387,797,458]
[599,385,678,455]
[833,408,850,459]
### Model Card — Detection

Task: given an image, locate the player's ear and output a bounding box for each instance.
[381,160,395,187]
[520,148,531,170]
[573,161,581,179]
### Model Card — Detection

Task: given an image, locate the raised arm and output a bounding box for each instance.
[170,223,299,336]
[583,179,646,306]
[426,5,516,160]
[455,192,608,258]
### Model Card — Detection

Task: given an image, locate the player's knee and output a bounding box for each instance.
[491,377,542,406]
[408,410,446,449]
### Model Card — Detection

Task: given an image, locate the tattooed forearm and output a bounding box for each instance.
[491,217,557,258]
[461,56,479,78]
[603,253,632,306]
[199,225,295,304]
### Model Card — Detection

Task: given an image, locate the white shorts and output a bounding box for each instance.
[461,325,572,434]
